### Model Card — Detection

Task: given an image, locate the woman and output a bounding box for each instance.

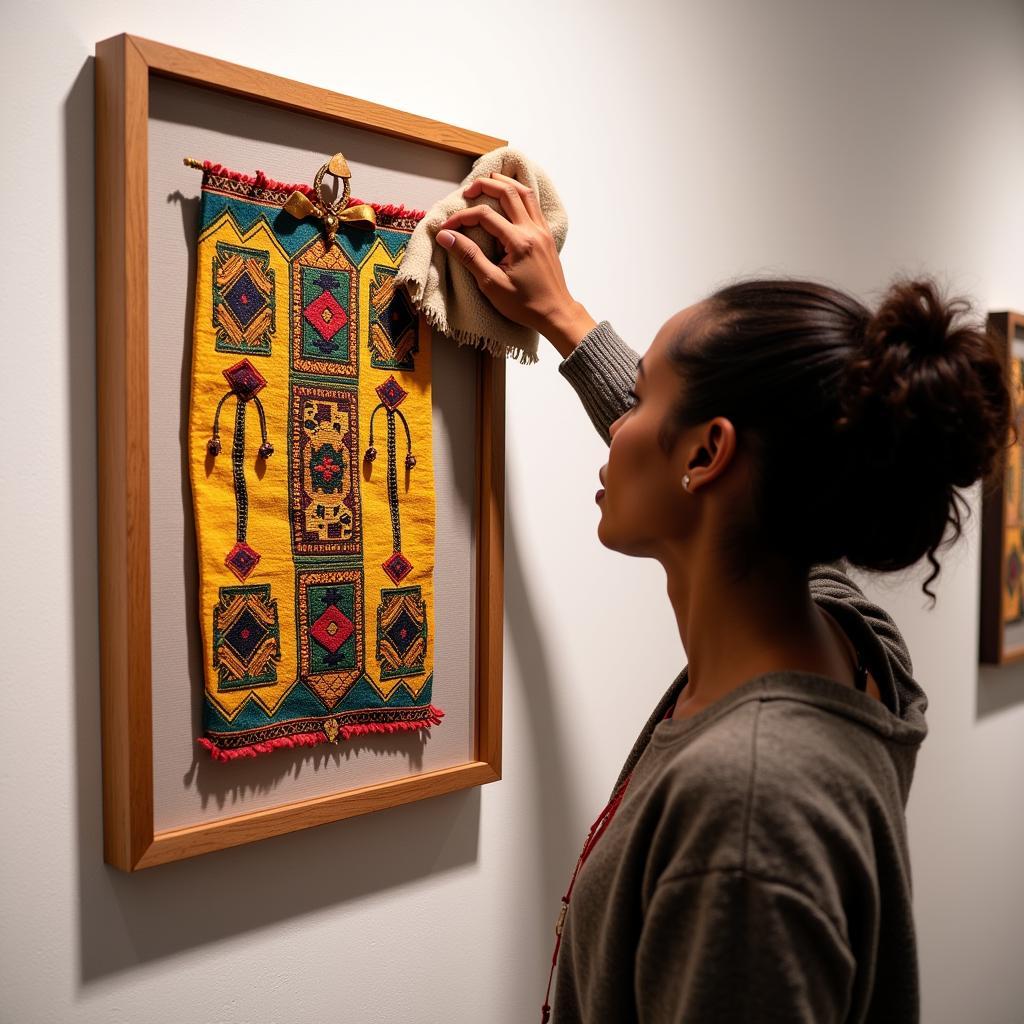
[435,174,1011,1022]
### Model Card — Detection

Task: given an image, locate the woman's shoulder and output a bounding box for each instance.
[654,684,904,812]
[639,691,900,888]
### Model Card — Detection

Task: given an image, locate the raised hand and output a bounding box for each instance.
[436,171,596,357]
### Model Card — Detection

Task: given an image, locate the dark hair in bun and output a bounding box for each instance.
[662,275,1012,601]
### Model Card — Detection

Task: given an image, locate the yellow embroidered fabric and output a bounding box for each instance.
[187,161,441,760]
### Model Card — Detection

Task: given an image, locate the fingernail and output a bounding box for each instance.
[436,229,455,249]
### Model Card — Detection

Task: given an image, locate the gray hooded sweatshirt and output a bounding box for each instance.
[549,320,929,1023]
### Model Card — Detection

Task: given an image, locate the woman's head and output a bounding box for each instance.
[599,275,1012,600]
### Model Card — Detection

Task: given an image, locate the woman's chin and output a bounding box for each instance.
[596,503,639,554]
[596,517,616,551]
[597,518,653,558]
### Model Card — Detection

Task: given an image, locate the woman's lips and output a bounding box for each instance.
[596,488,605,502]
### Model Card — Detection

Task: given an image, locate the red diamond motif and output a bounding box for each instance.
[382,550,414,584]
[304,290,348,342]
[310,604,355,654]
[375,375,408,411]
[225,541,261,581]
[222,359,267,400]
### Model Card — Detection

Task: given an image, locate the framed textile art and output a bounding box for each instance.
[980,311,1024,664]
[95,35,506,871]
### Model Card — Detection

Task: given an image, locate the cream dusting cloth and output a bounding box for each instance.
[395,146,568,365]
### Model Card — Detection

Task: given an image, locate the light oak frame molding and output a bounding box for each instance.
[95,34,505,871]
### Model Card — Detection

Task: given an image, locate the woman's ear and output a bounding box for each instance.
[683,417,736,491]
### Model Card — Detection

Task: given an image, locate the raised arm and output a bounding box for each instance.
[557,321,641,446]
[433,169,639,445]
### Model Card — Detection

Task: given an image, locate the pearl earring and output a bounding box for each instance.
[682,474,691,490]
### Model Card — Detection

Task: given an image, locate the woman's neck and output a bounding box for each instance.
[662,544,850,718]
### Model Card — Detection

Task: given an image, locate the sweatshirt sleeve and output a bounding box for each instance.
[557,320,641,445]
[635,869,856,1023]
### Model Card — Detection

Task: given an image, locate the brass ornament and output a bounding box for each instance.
[283,152,376,246]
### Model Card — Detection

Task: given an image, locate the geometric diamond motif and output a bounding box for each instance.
[309,442,347,494]
[297,568,364,708]
[310,603,355,654]
[212,583,281,690]
[292,248,357,376]
[223,358,267,401]
[225,269,266,329]
[225,540,261,581]
[384,606,419,659]
[212,243,275,355]
[224,604,268,661]
[385,291,415,340]
[375,375,408,411]
[376,585,427,682]
[304,286,348,344]
[382,550,413,584]
[369,265,418,371]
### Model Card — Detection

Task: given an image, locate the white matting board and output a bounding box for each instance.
[147,76,481,832]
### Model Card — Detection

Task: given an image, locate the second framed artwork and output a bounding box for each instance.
[980,310,1024,665]
[96,35,506,870]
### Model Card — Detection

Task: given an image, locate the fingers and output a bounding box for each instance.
[440,204,521,253]
[435,228,512,297]
[462,173,532,226]
[488,172,547,229]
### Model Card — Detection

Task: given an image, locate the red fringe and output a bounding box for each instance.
[337,705,445,740]
[197,731,325,762]
[198,160,427,221]
[197,706,445,762]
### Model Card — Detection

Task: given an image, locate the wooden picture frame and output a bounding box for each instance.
[95,34,506,871]
[980,311,1024,665]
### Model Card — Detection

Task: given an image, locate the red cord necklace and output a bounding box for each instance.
[540,703,677,1022]
[540,772,633,1023]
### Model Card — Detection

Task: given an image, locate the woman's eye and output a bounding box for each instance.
[626,390,639,408]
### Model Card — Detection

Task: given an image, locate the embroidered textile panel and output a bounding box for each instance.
[188,163,441,761]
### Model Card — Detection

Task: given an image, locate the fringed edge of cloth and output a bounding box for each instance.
[414,297,540,366]
[197,706,445,762]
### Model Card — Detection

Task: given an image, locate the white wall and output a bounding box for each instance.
[2,1,1023,1021]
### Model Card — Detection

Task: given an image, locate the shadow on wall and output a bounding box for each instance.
[500,477,590,998]
[69,57,486,984]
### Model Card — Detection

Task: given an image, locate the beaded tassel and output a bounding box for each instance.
[365,398,417,581]
[207,359,272,580]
